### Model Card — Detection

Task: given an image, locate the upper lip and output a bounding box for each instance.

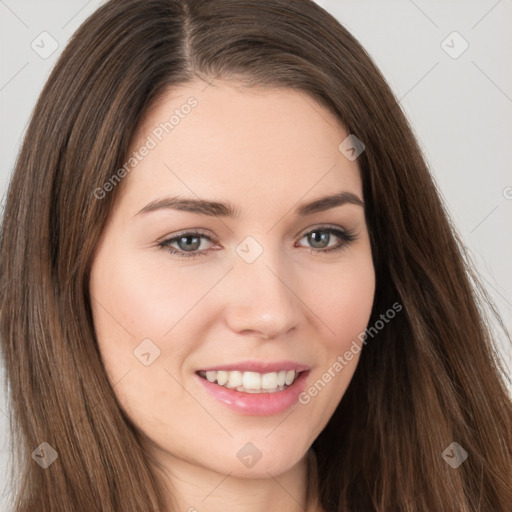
[197,360,310,373]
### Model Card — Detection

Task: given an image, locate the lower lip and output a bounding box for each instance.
[195,371,310,416]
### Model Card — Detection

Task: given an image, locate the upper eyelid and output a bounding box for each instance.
[158,228,214,244]
[295,224,347,239]
[161,225,351,247]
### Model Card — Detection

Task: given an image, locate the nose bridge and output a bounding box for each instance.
[222,235,301,338]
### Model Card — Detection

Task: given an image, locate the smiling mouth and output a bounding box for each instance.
[196,369,303,393]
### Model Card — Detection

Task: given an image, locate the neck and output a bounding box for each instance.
[154,448,322,512]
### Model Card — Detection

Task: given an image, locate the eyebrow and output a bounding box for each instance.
[135,191,364,218]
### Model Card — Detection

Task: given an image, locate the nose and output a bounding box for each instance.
[221,246,303,340]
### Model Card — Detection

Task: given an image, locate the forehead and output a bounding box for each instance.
[121,80,362,213]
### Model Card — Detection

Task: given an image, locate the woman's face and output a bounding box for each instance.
[89,80,375,479]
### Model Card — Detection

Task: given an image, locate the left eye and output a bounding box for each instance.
[297,227,354,251]
[158,226,357,259]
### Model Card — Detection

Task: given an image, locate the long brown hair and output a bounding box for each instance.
[1,0,511,510]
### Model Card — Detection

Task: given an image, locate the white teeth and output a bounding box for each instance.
[242,371,261,390]
[226,371,243,389]
[200,369,300,393]
[216,370,229,386]
[261,372,278,390]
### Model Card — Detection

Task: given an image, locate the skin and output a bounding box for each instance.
[89,79,375,512]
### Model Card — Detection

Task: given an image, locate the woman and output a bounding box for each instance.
[1,0,510,511]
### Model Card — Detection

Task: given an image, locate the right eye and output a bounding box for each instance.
[158,230,218,259]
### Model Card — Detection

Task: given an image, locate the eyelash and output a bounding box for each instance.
[157,226,357,260]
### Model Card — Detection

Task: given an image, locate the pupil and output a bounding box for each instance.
[178,235,200,251]
[309,231,328,248]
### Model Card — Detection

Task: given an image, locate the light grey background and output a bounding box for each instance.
[1,0,511,505]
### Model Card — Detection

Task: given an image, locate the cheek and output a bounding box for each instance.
[307,253,375,349]
[90,248,219,344]
[293,253,374,426]
[89,250,205,425]
[89,246,231,415]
